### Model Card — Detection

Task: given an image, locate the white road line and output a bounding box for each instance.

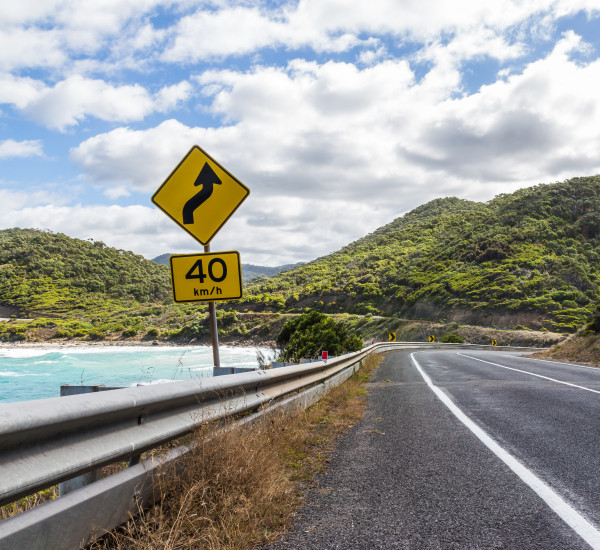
[411,352,600,549]
[523,356,600,371]
[457,353,600,395]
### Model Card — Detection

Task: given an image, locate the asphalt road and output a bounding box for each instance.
[265,349,600,549]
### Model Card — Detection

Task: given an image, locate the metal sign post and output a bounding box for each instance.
[204,243,220,367]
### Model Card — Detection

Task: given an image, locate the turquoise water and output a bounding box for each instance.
[0,345,270,403]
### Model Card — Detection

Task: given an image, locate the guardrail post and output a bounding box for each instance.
[213,366,235,376]
[58,385,106,496]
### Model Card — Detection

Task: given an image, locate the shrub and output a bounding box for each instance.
[145,328,160,339]
[172,320,208,340]
[216,310,238,327]
[230,325,249,337]
[440,333,465,343]
[587,311,600,333]
[276,310,363,362]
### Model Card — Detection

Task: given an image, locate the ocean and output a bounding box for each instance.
[0,345,272,404]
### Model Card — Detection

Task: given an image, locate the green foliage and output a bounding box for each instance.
[144,328,160,339]
[171,317,209,341]
[0,228,170,314]
[242,176,600,331]
[3,176,600,342]
[440,333,465,343]
[276,310,363,362]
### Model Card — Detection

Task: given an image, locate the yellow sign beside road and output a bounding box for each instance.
[170,252,242,303]
[389,332,396,342]
[428,335,435,342]
[492,339,497,346]
[152,146,250,245]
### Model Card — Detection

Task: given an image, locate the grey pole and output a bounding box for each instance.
[204,243,221,368]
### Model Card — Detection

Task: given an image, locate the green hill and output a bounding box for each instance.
[2,174,599,344]
[0,228,170,314]
[241,175,600,333]
[0,228,173,341]
[0,228,292,343]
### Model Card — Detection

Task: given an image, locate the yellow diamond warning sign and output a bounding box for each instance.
[152,146,250,245]
[170,251,243,303]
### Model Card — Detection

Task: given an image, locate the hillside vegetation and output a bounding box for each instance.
[0,228,300,344]
[1,175,598,345]
[0,228,172,341]
[0,228,170,311]
[241,176,600,333]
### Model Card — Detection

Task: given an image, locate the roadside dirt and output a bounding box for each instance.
[531,332,600,367]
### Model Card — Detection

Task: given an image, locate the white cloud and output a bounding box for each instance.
[68,34,600,262]
[27,77,155,130]
[0,0,597,76]
[0,185,68,212]
[0,28,67,71]
[0,74,45,109]
[408,32,600,181]
[0,0,167,71]
[0,139,43,159]
[357,46,387,66]
[159,0,568,64]
[71,59,418,195]
[69,119,221,190]
[0,203,171,256]
[0,74,192,129]
[162,6,286,62]
[0,191,388,264]
[154,81,193,112]
[3,2,600,265]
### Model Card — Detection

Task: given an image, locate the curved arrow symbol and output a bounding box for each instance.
[183,162,222,225]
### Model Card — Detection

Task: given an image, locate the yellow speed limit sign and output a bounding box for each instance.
[170,252,242,303]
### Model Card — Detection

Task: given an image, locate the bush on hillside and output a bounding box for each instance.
[586,307,600,333]
[276,310,362,363]
[440,333,465,343]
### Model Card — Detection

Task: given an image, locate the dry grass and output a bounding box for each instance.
[93,354,381,550]
[531,331,600,367]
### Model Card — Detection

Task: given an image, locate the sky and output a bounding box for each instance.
[1,1,600,266]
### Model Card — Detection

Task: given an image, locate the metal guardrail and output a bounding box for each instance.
[0,342,540,549]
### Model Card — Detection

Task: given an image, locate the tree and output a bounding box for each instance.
[276,310,363,362]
